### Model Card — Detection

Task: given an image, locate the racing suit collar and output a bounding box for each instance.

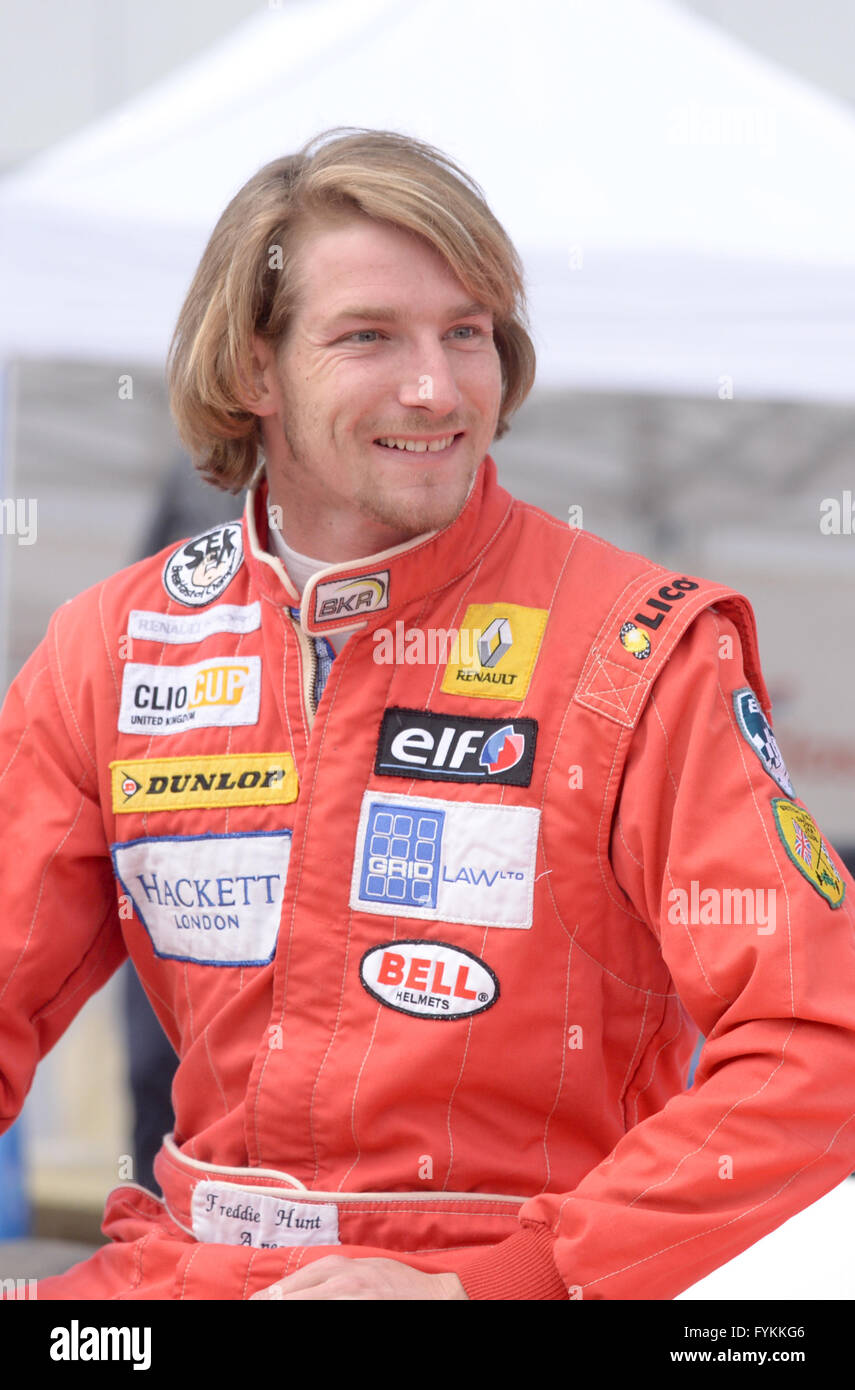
[243,453,513,638]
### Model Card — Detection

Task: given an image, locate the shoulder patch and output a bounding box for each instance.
[733,687,795,797]
[163,523,243,607]
[772,798,845,908]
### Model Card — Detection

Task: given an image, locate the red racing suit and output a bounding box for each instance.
[2,454,855,1300]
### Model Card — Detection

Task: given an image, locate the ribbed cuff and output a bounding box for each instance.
[453,1223,568,1301]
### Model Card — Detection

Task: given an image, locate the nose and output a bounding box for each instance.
[396,337,463,416]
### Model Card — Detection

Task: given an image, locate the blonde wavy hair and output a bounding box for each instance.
[168,127,537,493]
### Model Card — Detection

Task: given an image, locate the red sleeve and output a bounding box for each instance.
[0,617,127,1130]
[451,606,855,1299]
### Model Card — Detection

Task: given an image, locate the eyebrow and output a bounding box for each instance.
[323,300,492,328]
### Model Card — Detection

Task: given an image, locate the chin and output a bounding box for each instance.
[358,471,477,544]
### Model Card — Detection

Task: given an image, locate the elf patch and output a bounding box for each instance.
[375,708,537,785]
[112,830,291,964]
[110,753,298,813]
[733,687,795,797]
[772,799,845,908]
[440,603,547,701]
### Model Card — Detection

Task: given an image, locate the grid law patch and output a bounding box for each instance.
[350,790,540,928]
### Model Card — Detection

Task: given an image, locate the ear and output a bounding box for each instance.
[236,334,283,417]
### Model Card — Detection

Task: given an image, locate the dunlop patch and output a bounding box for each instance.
[111,753,298,813]
[440,603,548,702]
[772,798,845,908]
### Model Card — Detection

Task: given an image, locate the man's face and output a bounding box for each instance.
[255,214,503,558]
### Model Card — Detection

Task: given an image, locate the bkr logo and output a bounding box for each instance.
[313,571,390,622]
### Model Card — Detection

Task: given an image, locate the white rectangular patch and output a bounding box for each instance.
[313,570,390,623]
[112,830,290,965]
[127,603,261,645]
[192,1182,340,1248]
[118,656,261,734]
[350,791,539,928]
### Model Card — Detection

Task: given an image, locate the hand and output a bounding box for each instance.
[249,1254,468,1301]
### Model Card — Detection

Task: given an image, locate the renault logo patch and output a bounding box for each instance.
[440,603,547,701]
[110,753,298,813]
[733,688,795,798]
[771,798,845,908]
[163,523,243,608]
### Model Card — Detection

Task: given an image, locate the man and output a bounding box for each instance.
[2,127,855,1302]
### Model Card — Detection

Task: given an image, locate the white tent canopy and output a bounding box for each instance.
[1,0,855,397]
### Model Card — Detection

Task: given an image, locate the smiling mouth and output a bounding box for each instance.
[373,432,463,455]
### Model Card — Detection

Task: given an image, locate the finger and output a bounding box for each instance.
[249,1254,351,1300]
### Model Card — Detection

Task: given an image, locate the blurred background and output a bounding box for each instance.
[0,0,853,1297]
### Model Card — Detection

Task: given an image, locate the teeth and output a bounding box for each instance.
[376,434,457,453]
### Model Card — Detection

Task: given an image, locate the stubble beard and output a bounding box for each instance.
[277,400,482,544]
[350,452,481,542]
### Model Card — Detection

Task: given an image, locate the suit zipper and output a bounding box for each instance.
[290,614,318,727]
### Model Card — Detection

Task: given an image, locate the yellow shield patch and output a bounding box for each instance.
[440,603,548,702]
[111,753,298,814]
[772,798,845,908]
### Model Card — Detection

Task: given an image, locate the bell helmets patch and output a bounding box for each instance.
[772,798,845,908]
[733,687,795,798]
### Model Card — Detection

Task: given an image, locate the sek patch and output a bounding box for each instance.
[772,798,845,908]
[112,830,291,964]
[127,602,260,645]
[350,791,539,928]
[440,603,547,701]
[118,656,261,735]
[192,1182,339,1249]
[733,687,795,797]
[314,570,389,622]
[375,708,537,785]
[110,753,298,813]
[360,940,499,1020]
[163,523,243,607]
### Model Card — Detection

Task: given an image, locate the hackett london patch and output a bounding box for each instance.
[733,687,795,797]
[350,791,540,929]
[110,753,298,813]
[192,1182,339,1248]
[118,657,261,735]
[771,798,845,908]
[375,708,537,785]
[111,830,291,964]
[440,603,548,701]
[127,602,261,645]
[163,523,243,608]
